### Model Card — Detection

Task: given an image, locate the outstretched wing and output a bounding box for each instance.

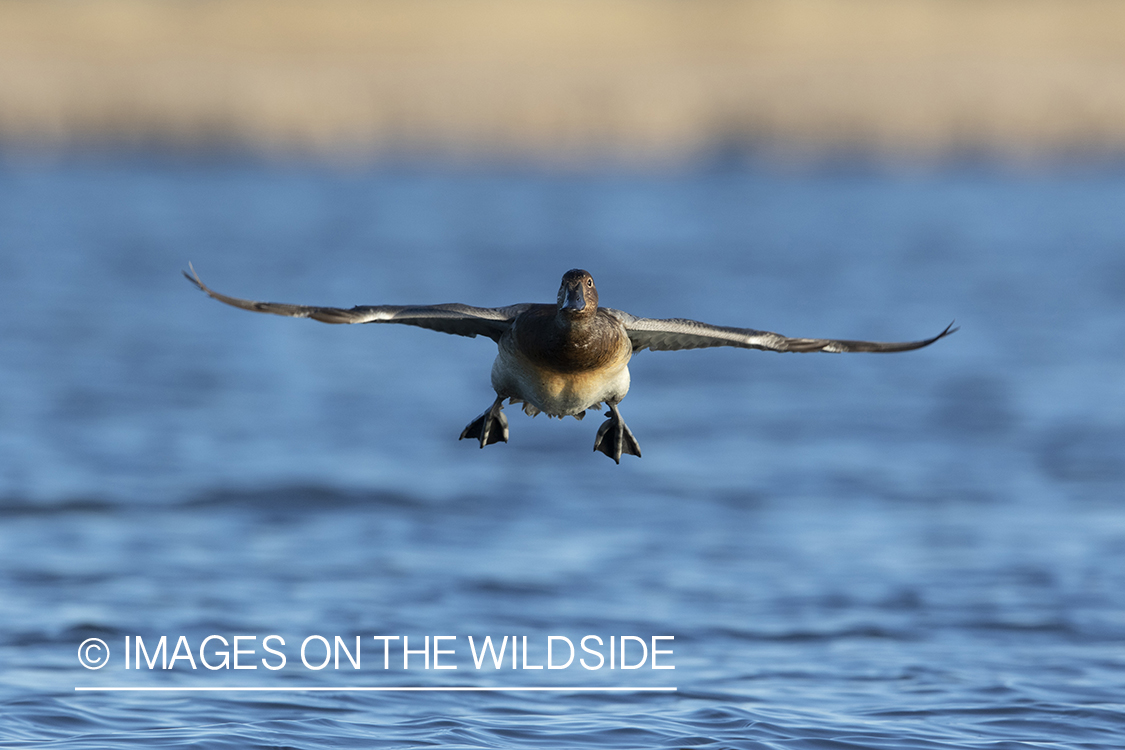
[608,309,957,353]
[184,265,528,342]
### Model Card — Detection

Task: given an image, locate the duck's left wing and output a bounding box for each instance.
[607,309,957,353]
[185,265,529,342]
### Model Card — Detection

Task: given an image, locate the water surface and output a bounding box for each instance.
[1,156,1123,748]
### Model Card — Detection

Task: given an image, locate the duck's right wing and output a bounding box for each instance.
[184,265,529,342]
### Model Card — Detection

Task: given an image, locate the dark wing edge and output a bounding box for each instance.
[183,263,527,342]
[607,309,958,354]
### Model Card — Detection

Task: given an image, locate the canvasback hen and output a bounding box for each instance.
[185,266,955,463]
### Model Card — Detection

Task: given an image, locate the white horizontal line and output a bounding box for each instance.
[75,686,676,692]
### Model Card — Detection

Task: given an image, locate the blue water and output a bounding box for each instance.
[1,154,1124,748]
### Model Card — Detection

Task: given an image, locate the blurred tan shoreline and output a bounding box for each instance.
[3,0,1125,163]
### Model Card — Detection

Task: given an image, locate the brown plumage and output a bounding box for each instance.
[185,264,956,463]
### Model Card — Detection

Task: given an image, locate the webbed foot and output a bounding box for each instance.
[459,396,509,448]
[593,402,641,464]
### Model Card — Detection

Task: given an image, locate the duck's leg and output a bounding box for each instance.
[593,401,642,464]
[459,395,509,448]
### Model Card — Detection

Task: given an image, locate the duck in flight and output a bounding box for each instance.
[185,266,955,463]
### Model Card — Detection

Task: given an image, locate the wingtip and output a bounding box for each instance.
[182,262,206,292]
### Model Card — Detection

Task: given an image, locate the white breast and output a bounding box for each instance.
[490,334,632,418]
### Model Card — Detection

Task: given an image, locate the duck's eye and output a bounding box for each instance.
[586,278,593,287]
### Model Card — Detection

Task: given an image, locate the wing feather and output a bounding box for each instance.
[184,265,526,342]
[607,309,957,354]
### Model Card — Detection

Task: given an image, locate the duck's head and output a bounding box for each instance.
[556,269,598,319]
